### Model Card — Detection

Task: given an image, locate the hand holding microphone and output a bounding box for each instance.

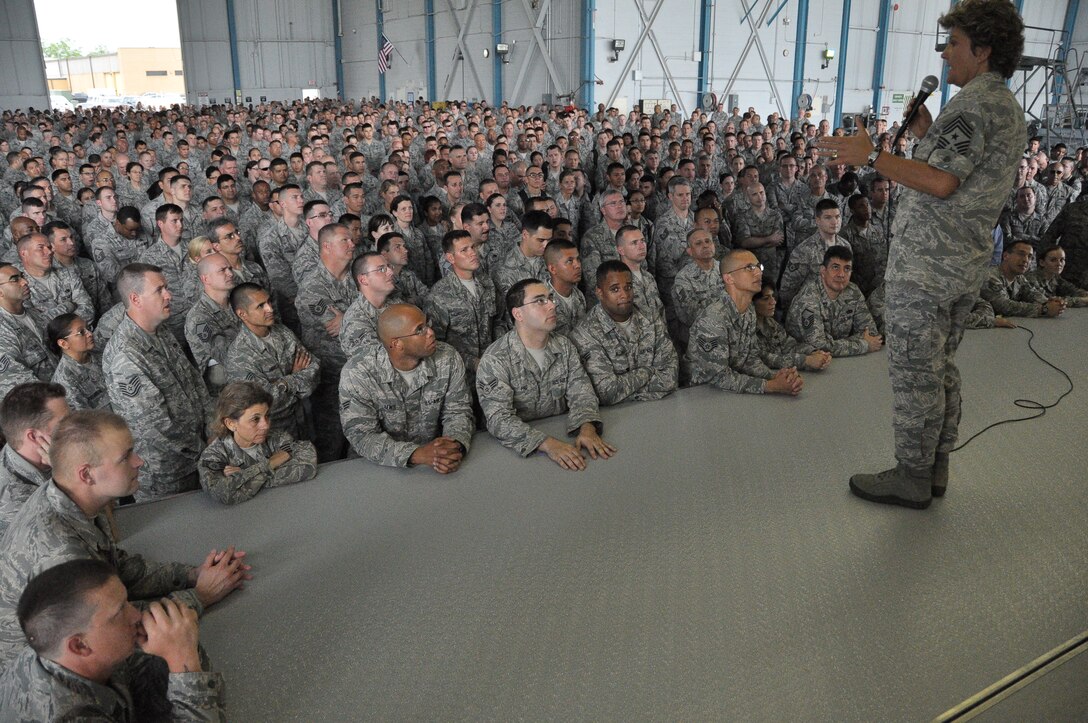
[894,75,940,145]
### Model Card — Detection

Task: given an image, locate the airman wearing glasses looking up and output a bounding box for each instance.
[477,278,615,471]
[687,250,804,396]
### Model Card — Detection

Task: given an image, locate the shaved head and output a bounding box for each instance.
[197,252,228,277]
[377,303,425,346]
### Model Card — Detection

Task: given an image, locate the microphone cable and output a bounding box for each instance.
[952,324,1074,452]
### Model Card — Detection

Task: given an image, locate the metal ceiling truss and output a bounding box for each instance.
[442,0,489,101]
[718,0,788,118]
[604,0,686,116]
[509,0,567,104]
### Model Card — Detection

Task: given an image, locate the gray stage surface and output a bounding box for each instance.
[118,311,1088,721]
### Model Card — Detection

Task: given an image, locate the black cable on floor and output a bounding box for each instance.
[952,325,1074,452]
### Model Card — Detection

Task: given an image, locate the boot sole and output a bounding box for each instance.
[931,485,946,498]
[849,479,933,510]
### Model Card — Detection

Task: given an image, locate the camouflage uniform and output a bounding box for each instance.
[884,71,1025,473]
[137,240,199,341]
[257,218,307,326]
[184,293,242,395]
[290,237,321,288]
[56,257,111,319]
[1000,209,1047,249]
[785,277,876,357]
[487,219,522,270]
[0,647,226,722]
[91,302,125,350]
[686,296,774,394]
[224,324,319,439]
[755,315,817,369]
[1039,197,1088,286]
[102,315,211,501]
[547,281,587,337]
[424,273,498,375]
[339,295,391,360]
[197,430,317,505]
[1038,182,1073,225]
[1025,268,1088,307]
[979,267,1048,317]
[492,246,548,299]
[841,221,887,297]
[476,330,602,457]
[0,305,56,399]
[401,225,439,287]
[339,342,475,467]
[294,265,356,461]
[50,353,111,412]
[652,207,695,303]
[0,480,203,666]
[733,204,785,281]
[778,233,851,308]
[671,262,725,337]
[0,444,49,538]
[964,296,998,329]
[394,269,430,309]
[578,222,620,298]
[18,266,94,325]
[569,304,678,405]
[90,225,141,301]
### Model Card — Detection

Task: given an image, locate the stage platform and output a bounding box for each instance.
[118,311,1088,721]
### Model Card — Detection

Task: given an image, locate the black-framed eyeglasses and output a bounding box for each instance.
[0,272,26,285]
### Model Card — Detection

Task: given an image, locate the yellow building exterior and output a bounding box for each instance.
[45,48,185,96]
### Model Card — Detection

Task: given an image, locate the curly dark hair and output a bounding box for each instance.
[939,0,1024,79]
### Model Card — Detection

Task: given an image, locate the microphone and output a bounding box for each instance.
[891,75,939,147]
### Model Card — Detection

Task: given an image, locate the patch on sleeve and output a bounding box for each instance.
[117,375,144,398]
[802,309,815,330]
[934,115,975,157]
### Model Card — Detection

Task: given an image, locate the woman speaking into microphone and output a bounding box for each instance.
[817,0,1026,509]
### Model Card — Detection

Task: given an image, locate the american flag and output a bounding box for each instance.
[377,35,395,74]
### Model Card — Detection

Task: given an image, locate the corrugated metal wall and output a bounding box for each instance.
[1,0,1084,120]
[176,0,337,104]
[0,0,50,110]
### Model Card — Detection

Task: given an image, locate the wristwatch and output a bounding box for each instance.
[866,148,882,168]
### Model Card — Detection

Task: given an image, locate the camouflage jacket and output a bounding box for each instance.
[476,330,602,456]
[102,315,210,500]
[0,480,202,667]
[51,352,111,412]
[686,295,773,394]
[424,272,498,372]
[224,324,319,436]
[785,277,876,357]
[569,304,678,406]
[340,342,475,467]
[197,431,317,505]
[0,648,226,722]
[0,305,56,399]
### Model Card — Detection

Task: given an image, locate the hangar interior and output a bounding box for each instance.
[3,0,1088,131]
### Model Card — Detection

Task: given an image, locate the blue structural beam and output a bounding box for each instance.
[871,0,892,119]
[493,0,503,102]
[1015,0,1024,11]
[1053,0,1081,105]
[425,0,437,101]
[376,3,386,102]
[833,0,852,128]
[225,0,242,101]
[791,0,809,120]
[939,0,958,110]
[333,0,344,101]
[697,0,714,107]
[581,0,595,109]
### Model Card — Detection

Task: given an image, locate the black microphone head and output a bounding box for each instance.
[920,75,939,93]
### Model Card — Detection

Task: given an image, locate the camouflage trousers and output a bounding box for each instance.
[885,284,975,473]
